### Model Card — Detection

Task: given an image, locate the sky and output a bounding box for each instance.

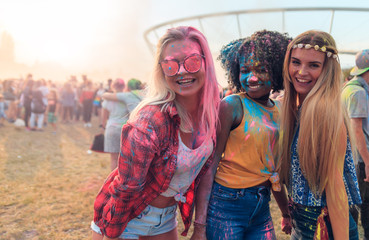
[0,0,368,86]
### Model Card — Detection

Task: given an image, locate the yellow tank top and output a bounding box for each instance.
[215,93,280,189]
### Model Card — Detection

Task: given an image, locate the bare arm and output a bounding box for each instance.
[191,96,243,240]
[102,92,118,101]
[272,185,291,234]
[351,118,369,181]
[101,108,109,131]
[326,124,349,240]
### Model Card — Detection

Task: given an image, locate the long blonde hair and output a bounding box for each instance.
[129,26,220,142]
[279,30,352,194]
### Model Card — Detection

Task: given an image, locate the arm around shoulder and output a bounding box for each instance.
[191,96,243,239]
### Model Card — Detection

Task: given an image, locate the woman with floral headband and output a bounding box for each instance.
[91,26,220,240]
[192,30,292,240]
[279,30,361,239]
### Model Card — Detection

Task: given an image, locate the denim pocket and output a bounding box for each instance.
[135,205,151,219]
[211,183,239,201]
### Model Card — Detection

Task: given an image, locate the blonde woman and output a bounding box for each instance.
[91,26,220,240]
[279,30,361,239]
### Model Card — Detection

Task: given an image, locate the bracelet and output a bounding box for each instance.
[193,220,207,228]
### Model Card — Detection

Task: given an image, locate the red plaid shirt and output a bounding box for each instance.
[93,104,214,238]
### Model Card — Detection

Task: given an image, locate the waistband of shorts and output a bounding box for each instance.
[147,204,177,215]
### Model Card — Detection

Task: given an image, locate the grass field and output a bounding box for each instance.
[0,116,363,239]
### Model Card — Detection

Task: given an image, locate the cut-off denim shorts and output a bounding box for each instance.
[91,204,177,239]
[290,201,358,240]
[206,181,276,240]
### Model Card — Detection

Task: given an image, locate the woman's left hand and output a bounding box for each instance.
[281,216,292,235]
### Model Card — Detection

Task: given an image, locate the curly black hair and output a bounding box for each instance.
[218,30,291,93]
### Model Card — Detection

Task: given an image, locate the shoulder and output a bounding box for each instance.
[133,104,178,134]
[221,94,242,110]
[342,85,367,102]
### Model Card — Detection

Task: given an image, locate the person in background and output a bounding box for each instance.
[342,49,369,240]
[91,26,220,240]
[30,81,47,131]
[0,93,6,127]
[20,75,34,130]
[61,82,75,124]
[3,79,17,122]
[101,78,144,116]
[100,78,128,170]
[47,89,58,133]
[80,80,95,127]
[279,30,361,239]
[193,30,292,240]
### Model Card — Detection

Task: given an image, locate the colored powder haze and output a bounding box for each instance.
[0,0,368,86]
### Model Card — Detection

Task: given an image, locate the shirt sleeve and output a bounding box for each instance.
[93,106,167,238]
[344,87,368,118]
[116,92,134,103]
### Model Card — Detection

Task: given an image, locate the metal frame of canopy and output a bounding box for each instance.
[143,7,369,56]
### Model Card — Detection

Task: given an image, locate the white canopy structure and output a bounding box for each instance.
[144,7,369,71]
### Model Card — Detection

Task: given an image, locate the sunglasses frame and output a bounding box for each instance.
[159,53,205,77]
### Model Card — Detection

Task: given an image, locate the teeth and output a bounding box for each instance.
[248,85,260,89]
[177,79,194,84]
[297,78,310,83]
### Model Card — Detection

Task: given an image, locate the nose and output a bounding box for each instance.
[248,74,258,82]
[297,65,308,76]
[177,63,186,75]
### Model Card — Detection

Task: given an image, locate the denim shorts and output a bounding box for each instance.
[91,204,177,239]
[206,181,275,240]
[290,201,358,240]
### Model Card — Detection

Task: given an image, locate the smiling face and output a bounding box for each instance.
[239,54,272,104]
[288,48,325,103]
[161,39,205,102]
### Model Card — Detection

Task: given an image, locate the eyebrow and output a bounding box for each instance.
[291,57,323,65]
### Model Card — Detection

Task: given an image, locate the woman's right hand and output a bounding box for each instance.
[190,226,207,240]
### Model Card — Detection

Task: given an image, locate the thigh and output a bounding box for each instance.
[245,188,275,240]
[206,182,257,240]
[139,227,178,240]
[290,204,321,239]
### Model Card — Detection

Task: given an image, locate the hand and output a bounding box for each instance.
[190,226,207,240]
[365,163,369,182]
[281,216,292,235]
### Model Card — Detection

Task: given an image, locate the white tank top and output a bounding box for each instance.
[161,132,213,202]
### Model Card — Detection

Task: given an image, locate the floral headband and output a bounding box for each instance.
[292,43,338,60]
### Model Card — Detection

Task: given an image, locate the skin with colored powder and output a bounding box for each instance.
[192,30,292,240]
[279,30,361,239]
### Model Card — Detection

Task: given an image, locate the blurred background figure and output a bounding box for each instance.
[61,82,75,124]
[20,74,34,130]
[0,93,6,127]
[102,78,144,115]
[47,89,58,133]
[100,78,127,170]
[30,80,47,131]
[79,80,95,127]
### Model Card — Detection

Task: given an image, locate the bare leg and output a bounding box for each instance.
[92,230,131,240]
[139,227,178,240]
[92,231,104,240]
[110,153,119,170]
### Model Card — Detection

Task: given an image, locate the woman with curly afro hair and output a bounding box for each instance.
[191,30,292,240]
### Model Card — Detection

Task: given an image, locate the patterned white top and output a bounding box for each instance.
[288,125,361,206]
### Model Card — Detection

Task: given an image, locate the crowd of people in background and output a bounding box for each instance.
[0,74,146,133]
